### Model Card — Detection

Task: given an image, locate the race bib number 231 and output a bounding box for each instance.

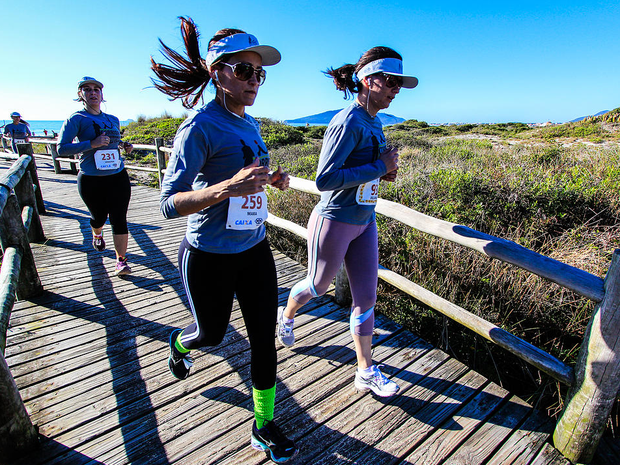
[94,149,121,170]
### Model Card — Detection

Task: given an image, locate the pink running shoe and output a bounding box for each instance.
[115,257,132,276]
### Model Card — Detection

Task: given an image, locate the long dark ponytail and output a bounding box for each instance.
[325,46,402,99]
[150,17,244,109]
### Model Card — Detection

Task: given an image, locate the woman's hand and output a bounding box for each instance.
[226,158,270,196]
[381,170,398,182]
[91,132,110,149]
[268,165,290,191]
[379,146,399,173]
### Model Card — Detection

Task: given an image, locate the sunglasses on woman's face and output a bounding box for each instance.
[377,73,404,88]
[220,62,267,86]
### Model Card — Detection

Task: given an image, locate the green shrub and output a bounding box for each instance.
[258,118,305,148]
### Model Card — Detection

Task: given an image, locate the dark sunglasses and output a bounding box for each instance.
[220,62,267,85]
[377,73,403,88]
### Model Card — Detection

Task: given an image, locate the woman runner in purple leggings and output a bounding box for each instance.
[277,46,418,398]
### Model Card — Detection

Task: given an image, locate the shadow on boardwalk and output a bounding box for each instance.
[4,163,569,465]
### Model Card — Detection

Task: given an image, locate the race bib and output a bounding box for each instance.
[356,179,379,205]
[94,149,121,170]
[14,139,26,144]
[226,192,268,230]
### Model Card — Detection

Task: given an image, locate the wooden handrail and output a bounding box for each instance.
[0,150,44,457]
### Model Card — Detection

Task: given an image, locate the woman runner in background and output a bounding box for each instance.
[277,46,418,398]
[3,111,31,153]
[151,17,298,463]
[57,77,134,276]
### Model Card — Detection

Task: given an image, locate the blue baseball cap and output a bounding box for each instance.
[78,76,104,89]
[205,33,281,68]
[10,111,21,117]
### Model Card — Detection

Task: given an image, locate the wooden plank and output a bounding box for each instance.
[403,382,510,464]
[530,442,572,465]
[440,395,532,464]
[484,409,553,465]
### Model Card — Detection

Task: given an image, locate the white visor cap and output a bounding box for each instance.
[356,58,418,89]
[205,33,281,68]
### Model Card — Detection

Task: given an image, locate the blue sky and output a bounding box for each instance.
[2,0,618,124]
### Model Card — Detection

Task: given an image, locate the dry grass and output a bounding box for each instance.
[268,136,620,422]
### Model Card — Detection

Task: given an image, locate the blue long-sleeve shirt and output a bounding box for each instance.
[160,100,269,254]
[314,102,388,225]
[57,111,124,176]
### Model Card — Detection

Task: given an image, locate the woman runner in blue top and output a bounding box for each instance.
[151,17,298,463]
[57,77,134,276]
[276,47,418,398]
[3,112,31,153]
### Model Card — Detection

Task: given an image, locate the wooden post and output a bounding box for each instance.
[49,142,62,174]
[69,154,78,175]
[16,144,45,215]
[335,262,352,307]
[14,171,45,243]
[553,249,620,463]
[0,195,43,300]
[0,350,39,459]
[0,248,22,353]
[154,137,166,189]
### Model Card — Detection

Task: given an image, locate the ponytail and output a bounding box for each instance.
[150,17,213,109]
[324,64,360,100]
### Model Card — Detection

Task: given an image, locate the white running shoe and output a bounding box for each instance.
[276,306,295,347]
[354,365,400,397]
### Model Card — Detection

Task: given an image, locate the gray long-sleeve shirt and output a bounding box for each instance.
[57,111,124,176]
[315,102,388,225]
[160,100,269,254]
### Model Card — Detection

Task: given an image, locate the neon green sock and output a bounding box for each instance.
[253,384,276,429]
[174,333,190,354]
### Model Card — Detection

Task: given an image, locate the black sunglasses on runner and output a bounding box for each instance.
[377,73,404,88]
[220,62,267,86]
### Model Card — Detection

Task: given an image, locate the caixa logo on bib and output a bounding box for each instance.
[235,219,254,226]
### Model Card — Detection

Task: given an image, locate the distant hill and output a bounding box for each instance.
[286,109,405,126]
[569,110,609,123]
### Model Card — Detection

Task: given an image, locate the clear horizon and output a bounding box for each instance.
[1,1,619,124]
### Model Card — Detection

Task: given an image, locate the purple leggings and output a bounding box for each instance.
[290,210,378,336]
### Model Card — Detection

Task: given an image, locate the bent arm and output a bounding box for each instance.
[57,118,91,156]
[315,124,387,192]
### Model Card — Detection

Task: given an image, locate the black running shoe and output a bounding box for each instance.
[168,329,193,380]
[251,420,299,463]
[92,235,105,251]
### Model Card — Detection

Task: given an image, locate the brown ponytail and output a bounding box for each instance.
[325,46,403,99]
[150,17,244,109]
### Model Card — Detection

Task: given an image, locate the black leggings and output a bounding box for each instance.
[177,238,278,390]
[77,169,131,235]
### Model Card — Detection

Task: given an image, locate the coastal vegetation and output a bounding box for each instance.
[121,109,620,423]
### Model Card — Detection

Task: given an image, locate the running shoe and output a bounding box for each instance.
[276,306,295,347]
[115,257,132,276]
[354,365,400,397]
[92,235,105,251]
[251,420,299,463]
[168,329,193,380]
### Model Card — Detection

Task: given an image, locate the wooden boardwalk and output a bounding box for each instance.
[3,160,575,465]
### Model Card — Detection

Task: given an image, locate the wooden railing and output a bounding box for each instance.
[1,138,618,463]
[0,144,45,459]
[3,137,172,188]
